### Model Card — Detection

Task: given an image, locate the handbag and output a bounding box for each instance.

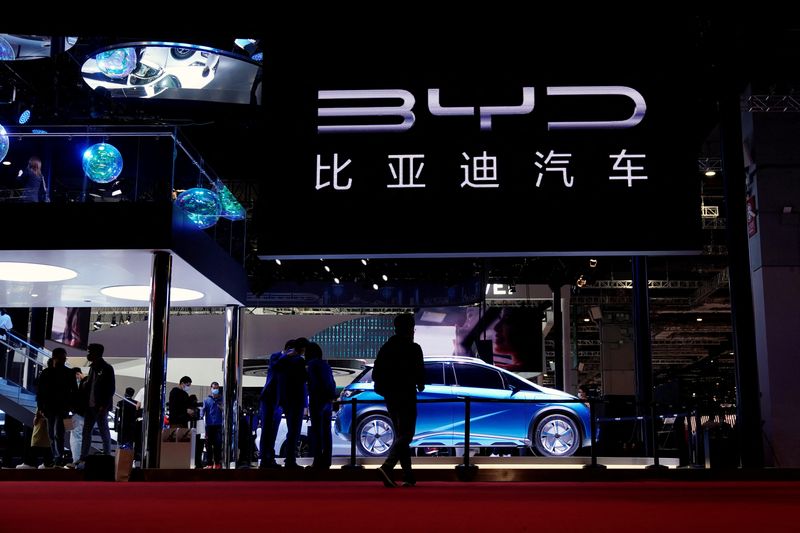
[31,412,51,448]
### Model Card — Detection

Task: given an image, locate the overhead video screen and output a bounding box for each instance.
[258,30,711,259]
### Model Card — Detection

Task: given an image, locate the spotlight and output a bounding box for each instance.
[589,258,598,268]
[372,283,379,290]
[704,170,716,177]
[333,277,340,284]
[324,265,331,272]
[382,274,388,281]
[275,259,282,266]
[18,109,31,124]
[361,259,368,266]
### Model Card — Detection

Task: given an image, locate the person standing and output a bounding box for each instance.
[273,337,309,469]
[203,381,224,469]
[17,156,48,202]
[114,387,138,448]
[258,339,293,469]
[78,343,116,464]
[168,376,194,428]
[68,367,86,464]
[36,347,76,466]
[372,313,425,487]
[306,342,336,470]
[0,308,13,378]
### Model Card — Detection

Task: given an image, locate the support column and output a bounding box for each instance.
[550,284,564,391]
[142,251,172,469]
[222,304,242,468]
[632,256,654,456]
[720,88,764,468]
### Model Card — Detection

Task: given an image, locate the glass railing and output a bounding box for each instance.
[0,125,248,263]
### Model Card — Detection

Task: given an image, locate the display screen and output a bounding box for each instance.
[49,307,90,349]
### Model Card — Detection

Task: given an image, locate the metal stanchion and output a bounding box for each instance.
[342,398,363,470]
[646,402,668,470]
[583,398,606,470]
[455,397,479,481]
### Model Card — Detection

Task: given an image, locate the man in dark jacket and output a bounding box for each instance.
[37,347,77,466]
[79,343,116,463]
[372,313,425,487]
[258,339,294,469]
[273,337,309,469]
[115,387,138,447]
[306,342,337,469]
[168,376,194,428]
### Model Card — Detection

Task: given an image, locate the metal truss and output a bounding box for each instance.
[589,279,704,289]
[697,157,723,172]
[746,94,800,112]
[692,268,729,306]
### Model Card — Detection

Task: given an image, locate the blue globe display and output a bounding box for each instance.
[0,36,15,61]
[95,47,137,79]
[214,179,246,221]
[0,125,9,163]
[82,143,123,183]
[175,188,222,229]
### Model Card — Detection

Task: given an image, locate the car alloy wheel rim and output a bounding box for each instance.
[360,418,394,455]
[539,418,575,455]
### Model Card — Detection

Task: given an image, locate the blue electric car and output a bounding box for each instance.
[334,356,591,457]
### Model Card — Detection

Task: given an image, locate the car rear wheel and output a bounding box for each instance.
[532,413,580,457]
[356,413,394,456]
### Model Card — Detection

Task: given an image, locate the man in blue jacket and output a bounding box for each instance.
[203,381,224,469]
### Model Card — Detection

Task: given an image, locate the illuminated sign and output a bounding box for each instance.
[258,36,705,260]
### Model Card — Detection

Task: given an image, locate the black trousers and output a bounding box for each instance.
[382,394,418,482]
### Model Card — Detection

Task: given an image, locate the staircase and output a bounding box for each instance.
[0,333,49,427]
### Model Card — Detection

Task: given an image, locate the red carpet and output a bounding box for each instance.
[1,481,798,531]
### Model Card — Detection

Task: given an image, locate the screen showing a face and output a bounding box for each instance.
[415,305,545,375]
[50,307,90,349]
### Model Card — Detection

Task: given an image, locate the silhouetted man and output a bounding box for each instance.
[372,313,425,487]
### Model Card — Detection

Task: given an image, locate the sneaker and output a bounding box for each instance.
[37,463,55,469]
[402,480,417,487]
[15,463,35,469]
[377,466,397,488]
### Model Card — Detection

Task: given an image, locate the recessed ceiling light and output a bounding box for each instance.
[1,161,10,166]
[0,262,77,282]
[100,285,204,302]
[704,170,717,177]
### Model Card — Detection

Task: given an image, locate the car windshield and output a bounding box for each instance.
[353,367,373,383]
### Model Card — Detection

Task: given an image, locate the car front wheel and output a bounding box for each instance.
[532,413,580,457]
[356,413,394,457]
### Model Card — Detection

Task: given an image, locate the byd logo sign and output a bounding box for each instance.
[317,86,646,133]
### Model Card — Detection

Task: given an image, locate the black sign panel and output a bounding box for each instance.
[258,30,708,259]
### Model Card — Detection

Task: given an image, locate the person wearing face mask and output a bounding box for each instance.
[203,381,224,469]
[168,376,194,428]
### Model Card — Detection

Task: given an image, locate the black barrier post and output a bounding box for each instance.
[455,397,479,481]
[342,398,363,470]
[646,402,668,470]
[583,398,606,470]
